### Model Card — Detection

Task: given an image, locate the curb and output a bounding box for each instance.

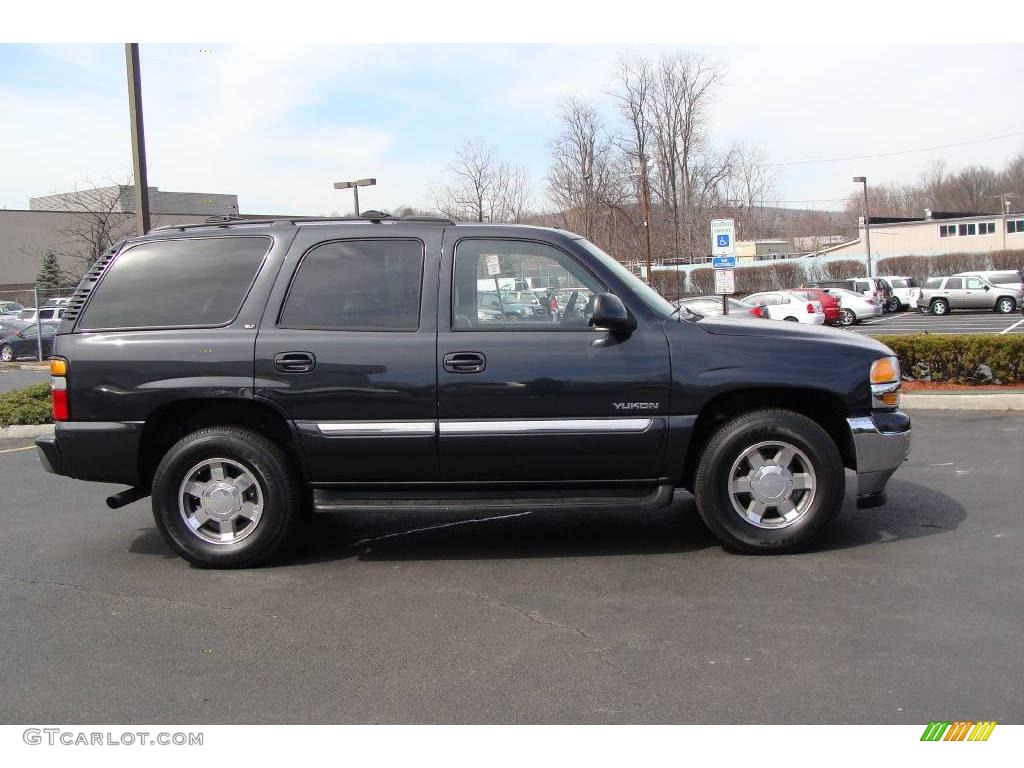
[902,394,1024,411]
[0,363,49,371]
[0,424,53,439]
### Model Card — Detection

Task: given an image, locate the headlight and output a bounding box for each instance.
[870,356,900,409]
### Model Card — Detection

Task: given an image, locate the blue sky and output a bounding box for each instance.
[2,43,1023,216]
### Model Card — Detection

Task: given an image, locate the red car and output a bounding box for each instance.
[785,288,841,324]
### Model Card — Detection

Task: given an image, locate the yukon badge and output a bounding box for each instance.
[612,402,659,411]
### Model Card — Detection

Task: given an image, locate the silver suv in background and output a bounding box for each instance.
[916,275,1023,315]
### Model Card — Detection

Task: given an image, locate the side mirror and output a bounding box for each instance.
[589,292,636,334]
[984,285,990,291]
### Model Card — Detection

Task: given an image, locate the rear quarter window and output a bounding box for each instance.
[924,278,942,289]
[79,236,271,330]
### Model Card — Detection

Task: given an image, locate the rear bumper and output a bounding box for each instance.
[35,421,143,486]
[847,412,911,498]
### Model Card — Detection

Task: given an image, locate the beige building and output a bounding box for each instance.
[735,239,797,262]
[823,211,1024,258]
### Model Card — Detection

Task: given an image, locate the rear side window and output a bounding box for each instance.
[279,239,423,331]
[924,278,942,289]
[79,237,270,330]
[946,278,963,289]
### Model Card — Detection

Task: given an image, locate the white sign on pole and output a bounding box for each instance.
[485,254,501,277]
[714,269,735,295]
[711,218,736,257]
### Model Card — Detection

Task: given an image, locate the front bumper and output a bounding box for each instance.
[847,411,911,499]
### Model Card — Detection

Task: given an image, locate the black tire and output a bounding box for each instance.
[784,316,798,322]
[694,409,845,554]
[151,427,300,568]
[885,297,900,313]
[0,344,13,362]
[930,298,950,316]
[838,308,857,326]
[995,297,1016,314]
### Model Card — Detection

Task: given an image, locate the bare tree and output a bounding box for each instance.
[22,178,137,284]
[610,55,656,276]
[434,139,532,223]
[726,144,777,240]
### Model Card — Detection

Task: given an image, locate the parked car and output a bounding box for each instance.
[0,300,25,316]
[674,296,767,319]
[743,292,825,324]
[0,316,33,336]
[43,297,72,307]
[477,290,546,320]
[822,288,883,326]
[0,322,57,362]
[804,278,893,311]
[785,288,841,325]
[875,276,919,312]
[916,275,1023,315]
[37,216,910,567]
[18,306,65,323]
[951,270,1024,295]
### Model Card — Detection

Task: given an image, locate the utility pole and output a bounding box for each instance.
[640,156,653,285]
[125,43,150,236]
[333,178,376,216]
[982,192,1015,250]
[853,176,871,277]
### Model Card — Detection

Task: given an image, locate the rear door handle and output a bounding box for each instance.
[443,351,486,373]
[274,351,316,373]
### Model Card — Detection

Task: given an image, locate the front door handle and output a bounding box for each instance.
[443,351,486,374]
[274,351,316,373]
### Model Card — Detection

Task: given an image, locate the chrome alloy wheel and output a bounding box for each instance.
[178,458,264,545]
[727,440,817,529]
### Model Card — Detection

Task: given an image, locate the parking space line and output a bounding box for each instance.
[1000,318,1024,335]
[0,445,35,455]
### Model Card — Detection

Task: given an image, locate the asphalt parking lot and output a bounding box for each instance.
[0,410,1022,725]
[851,308,1024,335]
[0,367,48,393]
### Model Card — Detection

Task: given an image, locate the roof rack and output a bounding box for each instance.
[150,212,456,232]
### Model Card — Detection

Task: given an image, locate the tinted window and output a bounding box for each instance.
[280,239,423,331]
[453,239,604,330]
[989,272,1021,284]
[946,278,962,289]
[924,278,942,288]
[80,237,269,330]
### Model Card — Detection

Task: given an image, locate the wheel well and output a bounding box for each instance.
[679,388,854,491]
[138,399,304,490]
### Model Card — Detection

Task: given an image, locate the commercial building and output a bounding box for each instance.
[822,210,1024,259]
[30,185,239,217]
[735,239,798,262]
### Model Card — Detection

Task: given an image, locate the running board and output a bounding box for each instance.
[312,484,675,514]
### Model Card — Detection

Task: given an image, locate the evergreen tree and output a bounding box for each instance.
[36,250,62,290]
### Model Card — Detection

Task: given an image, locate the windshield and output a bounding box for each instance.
[575,239,676,318]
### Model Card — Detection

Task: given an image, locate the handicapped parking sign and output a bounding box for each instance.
[710,218,736,257]
[716,234,730,248]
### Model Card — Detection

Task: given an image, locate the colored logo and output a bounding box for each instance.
[920,721,997,741]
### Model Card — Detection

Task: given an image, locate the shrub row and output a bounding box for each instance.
[0,382,53,428]
[877,334,1024,385]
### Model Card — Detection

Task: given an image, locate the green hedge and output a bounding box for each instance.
[0,382,53,427]
[876,334,1024,384]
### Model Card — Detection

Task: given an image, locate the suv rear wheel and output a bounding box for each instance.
[930,298,950,316]
[151,427,300,568]
[694,409,844,554]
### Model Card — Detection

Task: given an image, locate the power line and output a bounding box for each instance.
[763,131,1024,168]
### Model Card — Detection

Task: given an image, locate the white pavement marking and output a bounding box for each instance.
[0,445,35,455]
[1000,318,1024,335]
[859,313,906,325]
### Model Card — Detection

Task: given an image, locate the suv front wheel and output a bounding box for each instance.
[995,297,1017,314]
[151,427,300,568]
[694,409,844,554]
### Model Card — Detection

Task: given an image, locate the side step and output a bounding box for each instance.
[312,484,675,514]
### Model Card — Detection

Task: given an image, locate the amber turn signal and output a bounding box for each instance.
[50,358,67,376]
[870,356,898,384]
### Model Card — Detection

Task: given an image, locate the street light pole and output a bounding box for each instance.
[125,43,150,236]
[333,178,377,216]
[853,176,871,277]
